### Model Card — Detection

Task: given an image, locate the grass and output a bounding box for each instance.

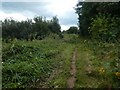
[2,34,120,88]
[2,37,66,88]
[75,40,101,88]
[2,34,78,88]
[75,38,120,88]
[45,44,76,88]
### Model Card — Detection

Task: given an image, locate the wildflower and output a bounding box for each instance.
[99,67,105,74]
[115,72,120,76]
[30,52,32,55]
[115,72,120,79]
[84,40,87,42]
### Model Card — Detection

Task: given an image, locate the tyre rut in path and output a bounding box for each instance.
[67,48,77,88]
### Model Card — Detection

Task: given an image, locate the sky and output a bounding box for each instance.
[0,0,79,31]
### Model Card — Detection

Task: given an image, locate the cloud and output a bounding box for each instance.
[1,0,79,30]
[0,10,29,21]
[58,10,78,25]
[2,2,53,18]
[46,0,77,16]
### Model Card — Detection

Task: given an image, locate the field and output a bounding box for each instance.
[2,34,120,88]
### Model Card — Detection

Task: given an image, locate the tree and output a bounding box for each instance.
[66,26,78,34]
[75,1,120,40]
[75,2,100,37]
[51,16,61,34]
[2,16,62,41]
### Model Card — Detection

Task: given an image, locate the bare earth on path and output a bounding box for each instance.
[67,48,77,88]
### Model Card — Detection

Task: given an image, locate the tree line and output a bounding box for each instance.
[75,1,120,42]
[2,16,62,41]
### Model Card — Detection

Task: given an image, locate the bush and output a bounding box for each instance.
[89,13,120,42]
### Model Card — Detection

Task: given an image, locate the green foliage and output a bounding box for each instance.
[46,43,76,88]
[2,34,80,88]
[91,41,120,87]
[2,16,61,41]
[75,2,99,36]
[51,16,61,34]
[2,38,66,88]
[75,2,120,38]
[66,26,79,34]
[89,14,120,42]
[75,3,120,85]
[2,34,120,88]
[75,38,120,88]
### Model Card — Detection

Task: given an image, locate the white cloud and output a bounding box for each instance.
[61,25,70,30]
[1,0,79,30]
[47,0,78,16]
[0,10,33,21]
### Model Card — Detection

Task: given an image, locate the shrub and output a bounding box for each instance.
[89,13,120,42]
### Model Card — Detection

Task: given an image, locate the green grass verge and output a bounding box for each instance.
[75,38,120,88]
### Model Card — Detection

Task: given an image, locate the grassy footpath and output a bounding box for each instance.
[41,34,79,88]
[2,34,120,88]
[45,44,75,88]
[2,34,78,88]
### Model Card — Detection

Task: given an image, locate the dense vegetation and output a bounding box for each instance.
[2,34,78,88]
[2,34,120,88]
[63,26,79,34]
[75,38,120,88]
[2,16,62,41]
[75,2,120,42]
[2,1,120,89]
[74,1,120,88]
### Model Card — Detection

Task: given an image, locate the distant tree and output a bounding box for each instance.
[51,16,61,34]
[66,26,78,34]
[20,19,33,40]
[33,16,49,39]
[2,16,62,41]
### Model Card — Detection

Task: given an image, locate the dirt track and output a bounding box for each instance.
[67,48,77,88]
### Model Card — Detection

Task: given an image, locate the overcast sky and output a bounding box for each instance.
[1,0,79,31]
